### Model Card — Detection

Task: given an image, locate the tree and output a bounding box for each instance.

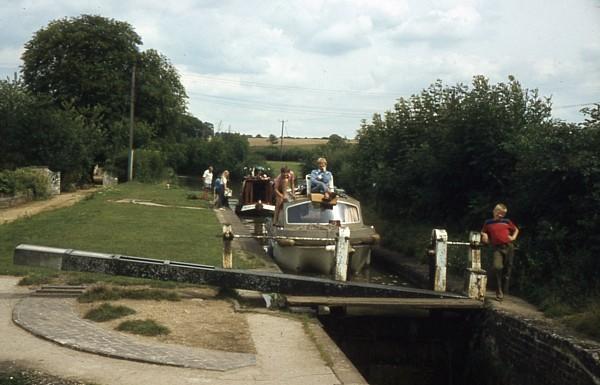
[0,79,98,185]
[352,76,555,223]
[177,114,214,140]
[21,15,141,122]
[20,14,193,163]
[136,49,188,140]
[327,134,347,148]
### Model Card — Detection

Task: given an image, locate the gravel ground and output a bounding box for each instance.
[0,361,91,385]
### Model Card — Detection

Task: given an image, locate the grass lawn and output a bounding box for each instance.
[0,182,264,284]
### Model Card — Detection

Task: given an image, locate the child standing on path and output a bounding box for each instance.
[481,203,519,301]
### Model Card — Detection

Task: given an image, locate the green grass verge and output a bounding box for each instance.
[1,182,265,284]
[84,303,136,322]
[78,285,181,303]
[117,319,170,336]
[266,161,303,179]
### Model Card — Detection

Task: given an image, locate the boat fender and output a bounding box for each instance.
[277,239,295,247]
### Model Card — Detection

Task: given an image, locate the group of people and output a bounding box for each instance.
[204,157,336,216]
[273,157,336,221]
[203,159,519,301]
[201,165,230,210]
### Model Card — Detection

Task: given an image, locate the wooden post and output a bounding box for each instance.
[334,226,351,282]
[463,231,487,300]
[431,229,447,292]
[222,224,234,269]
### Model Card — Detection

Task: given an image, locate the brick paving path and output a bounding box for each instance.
[12,297,256,371]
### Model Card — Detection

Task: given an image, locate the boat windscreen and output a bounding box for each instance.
[286,201,361,224]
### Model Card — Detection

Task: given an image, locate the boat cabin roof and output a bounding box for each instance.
[279,198,362,226]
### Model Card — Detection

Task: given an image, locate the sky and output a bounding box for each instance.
[1,1,599,139]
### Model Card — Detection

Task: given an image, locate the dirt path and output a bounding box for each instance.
[0,189,95,225]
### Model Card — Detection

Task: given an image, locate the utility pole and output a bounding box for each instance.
[127,64,136,181]
[279,120,285,160]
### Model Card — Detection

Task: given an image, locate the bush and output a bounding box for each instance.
[133,149,169,183]
[0,170,16,195]
[78,285,181,303]
[0,168,51,199]
[16,168,51,199]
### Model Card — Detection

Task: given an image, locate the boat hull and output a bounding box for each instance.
[265,193,379,277]
[271,242,371,275]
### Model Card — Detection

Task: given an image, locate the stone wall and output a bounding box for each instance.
[469,308,600,385]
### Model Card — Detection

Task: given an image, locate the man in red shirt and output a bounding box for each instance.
[481,203,519,301]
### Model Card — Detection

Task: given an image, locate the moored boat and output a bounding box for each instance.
[265,183,379,276]
[235,167,276,216]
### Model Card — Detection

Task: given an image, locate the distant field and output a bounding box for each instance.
[266,161,303,179]
[247,137,330,147]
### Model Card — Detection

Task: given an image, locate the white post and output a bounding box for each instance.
[222,224,233,269]
[464,231,487,300]
[468,231,482,270]
[431,229,447,292]
[334,226,351,282]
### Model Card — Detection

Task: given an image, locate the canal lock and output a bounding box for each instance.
[242,217,493,385]
[318,308,489,385]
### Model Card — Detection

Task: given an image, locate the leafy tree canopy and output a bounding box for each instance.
[21,14,142,121]
[20,14,195,164]
[0,79,97,185]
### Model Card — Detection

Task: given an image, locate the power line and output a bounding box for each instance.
[183,73,401,97]
[187,91,374,118]
[553,102,599,110]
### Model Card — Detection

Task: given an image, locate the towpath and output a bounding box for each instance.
[0,191,365,384]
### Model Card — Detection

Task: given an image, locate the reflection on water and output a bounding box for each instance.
[240,215,408,286]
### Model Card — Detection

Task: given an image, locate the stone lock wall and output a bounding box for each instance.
[471,308,600,385]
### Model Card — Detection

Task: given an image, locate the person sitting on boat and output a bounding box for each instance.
[310,157,334,200]
[274,167,294,221]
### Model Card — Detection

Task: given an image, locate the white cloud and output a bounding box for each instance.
[0,0,598,135]
[301,16,373,55]
[391,7,480,45]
